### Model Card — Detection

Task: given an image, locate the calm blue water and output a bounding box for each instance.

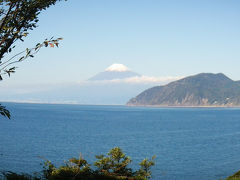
[1,103,240,180]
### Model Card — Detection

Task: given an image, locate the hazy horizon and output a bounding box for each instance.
[1,0,240,104]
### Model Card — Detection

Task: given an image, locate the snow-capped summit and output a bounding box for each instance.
[89,63,140,81]
[105,64,130,72]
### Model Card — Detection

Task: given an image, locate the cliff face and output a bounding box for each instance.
[127,73,240,107]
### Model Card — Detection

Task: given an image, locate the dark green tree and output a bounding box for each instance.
[136,156,156,179]
[41,147,155,180]
[0,0,65,119]
[2,147,156,180]
[94,147,133,177]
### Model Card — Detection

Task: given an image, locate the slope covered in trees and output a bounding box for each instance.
[127,73,240,107]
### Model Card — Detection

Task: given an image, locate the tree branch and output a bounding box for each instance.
[0,2,15,31]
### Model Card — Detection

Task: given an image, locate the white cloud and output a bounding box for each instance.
[79,75,184,85]
[121,76,183,83]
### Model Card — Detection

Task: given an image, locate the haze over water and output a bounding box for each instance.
[1,103,240,180]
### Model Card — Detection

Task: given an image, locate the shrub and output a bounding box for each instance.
[43,147,155,180]
[226,170,240,180]
[2,147,155,180]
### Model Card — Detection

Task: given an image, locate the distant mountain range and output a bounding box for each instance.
[127,73,240,107]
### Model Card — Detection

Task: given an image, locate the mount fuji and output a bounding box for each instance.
[89,64,140,81]
[0,64,182,105]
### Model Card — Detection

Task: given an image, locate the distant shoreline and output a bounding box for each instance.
[126,104,240,108]
[1,100,240,108]
[0,100,124,106]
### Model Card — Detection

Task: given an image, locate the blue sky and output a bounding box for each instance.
[1,0,240,86]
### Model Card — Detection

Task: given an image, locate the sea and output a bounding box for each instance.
[1,102,240,180]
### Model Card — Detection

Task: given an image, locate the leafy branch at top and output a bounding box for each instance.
[0,0,65,119]
[0,0,65,81]
[0,37,63,80]
[0,0,64,62]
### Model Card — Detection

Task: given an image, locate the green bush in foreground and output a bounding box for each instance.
[226,170,240,180]
[2,172,40,180]
[2,147,155,180]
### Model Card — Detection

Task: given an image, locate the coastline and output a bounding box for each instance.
[126,104,240,108]
[0,100,124,107]
[2,100,240,108]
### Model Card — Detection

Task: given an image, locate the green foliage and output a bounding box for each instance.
[127,73,240,106]
[2,171,40,180]
[42,160,56,180]
[0,103,10,119]
[42,147,155,180]
[41,155,93,180]
[136,156,156,179]
[226,170,240,180]
[0,0,65,80]
[94,147,132,176]
[0,0,65,119]
[2,147,155,180]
